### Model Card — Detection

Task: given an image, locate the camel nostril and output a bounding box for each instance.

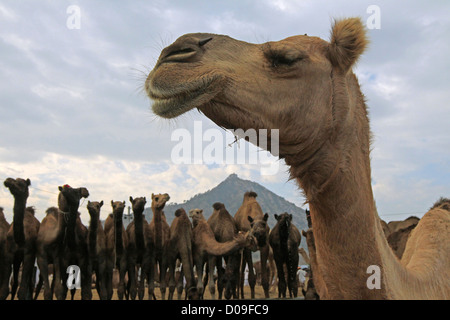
[198,37,213,47]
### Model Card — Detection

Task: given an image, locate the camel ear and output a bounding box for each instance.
[274,214,279,221]
[129,196,133,202]
[99,200,104,207]
[111,200,114,206]
[328,17,368,72]
[263,213,269,222]
[200,209,203,214]
[122,201,126,205]
[26,178,31,186]
[289,214,293,221]
[302,230,307,237]
[58,186,63,192]
[151,193,155,199]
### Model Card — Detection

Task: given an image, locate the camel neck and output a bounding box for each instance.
[12,194,27,246]
[291,71,397,299]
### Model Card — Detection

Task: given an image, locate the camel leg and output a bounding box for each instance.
[53,255,65,300]
[127,261,137,300]
[117,256,127,300]
[238,250,246,299]
[0,254,12,300]
[37,255,52,300]
[10,252,22,300]
[195,259,205,298]
[207,256,216,300]
[104,258,113,300]
[159,256,168,300]
[147,253,156,300]
[287,249,299,298]
[80,256,92,300]
[274,254,286,298]
[167,255,176,300]
[18,252,35,300]
[176,265,184,300]
[246,255,256,299]
[138,264,147,300]
[259,245,270,298]
[216,256,224,300]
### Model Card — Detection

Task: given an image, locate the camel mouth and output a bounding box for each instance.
[146,75,223,119]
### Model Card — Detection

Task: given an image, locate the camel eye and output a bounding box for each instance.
[270,55,299,67]
[155,197,159,201]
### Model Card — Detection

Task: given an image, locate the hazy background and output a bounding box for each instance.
[0,0,449,224]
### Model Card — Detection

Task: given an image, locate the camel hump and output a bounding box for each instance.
[430,197,450,212]
[212,202,225,210]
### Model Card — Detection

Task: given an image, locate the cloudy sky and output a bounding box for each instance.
[0,0,448,224]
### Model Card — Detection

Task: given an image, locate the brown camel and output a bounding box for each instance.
[166,208,199,300]
[382,216,420,259]
[207,202,241,300]
[145,17,450,299]
[233,192,270,299]
[269,213,301,298]
[2,178,40,300]
[86,200,107,300]
[104,200,129,300]
[126,196,151,300]
[0,207,10,299]
[148,193,171,299]
[189,208,246,299]
[36,185,90,300]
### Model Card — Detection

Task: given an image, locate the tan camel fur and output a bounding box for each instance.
[166,208,199,300]
[148,193,171,299]
[86,200,107,300]
[233,192,270,299]
[189,208,246,299]
[2,178,40,300]
[145,17,450,299]
[126,196,151,300]
[104,200,129,300]
[207,202,241,300]
[36,185,90,300]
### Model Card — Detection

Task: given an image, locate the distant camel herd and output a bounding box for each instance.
[0,177,427,300]
[0,177,318,300]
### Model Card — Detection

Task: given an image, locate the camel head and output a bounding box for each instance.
[151,193,170,210]
[111,200,126,219]
[58,184,89,213]
[188,208,204,227]
[274,212,293,228]
[146,18,369,165]
[4,177,31,198]
[247,213,269,249]
[129,196,147,215]
[87,200,103,219]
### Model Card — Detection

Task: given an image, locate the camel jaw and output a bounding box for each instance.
[146,71,223,119]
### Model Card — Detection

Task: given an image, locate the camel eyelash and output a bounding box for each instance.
[263,47,305,68]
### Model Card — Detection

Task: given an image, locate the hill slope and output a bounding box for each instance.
[143,173,308,233]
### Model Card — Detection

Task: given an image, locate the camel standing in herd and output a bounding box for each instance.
[126,196,151,300]
[207,202,241,300]
[189,208,246,299]
[2,178,40,300]
[148,193,170,299]
[104,200,128,300]
[269,212,301,298]
[86,200,107,300]
[145,17,450,299]
[234,192,270,299]
[166,207,198,300]
[36,185,90,300]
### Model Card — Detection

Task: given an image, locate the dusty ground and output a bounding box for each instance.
[32,284,301,300]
